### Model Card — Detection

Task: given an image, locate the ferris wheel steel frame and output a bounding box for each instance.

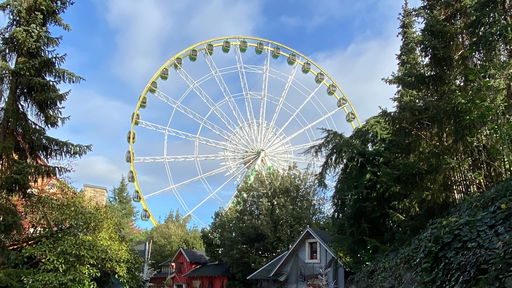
[128,36,362,226]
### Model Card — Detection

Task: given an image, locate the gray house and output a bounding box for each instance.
[247,227,346,288]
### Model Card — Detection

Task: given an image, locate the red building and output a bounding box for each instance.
[150,248,229,288]
[149,259,173,288]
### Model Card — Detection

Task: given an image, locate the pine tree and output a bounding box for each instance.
[109,177,136,235]
[0,0,91,197]
[313,0,512,269]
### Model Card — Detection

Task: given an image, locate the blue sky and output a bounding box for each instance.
[35,0,417,228]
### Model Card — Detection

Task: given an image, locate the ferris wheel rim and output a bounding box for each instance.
[128,36,362,226]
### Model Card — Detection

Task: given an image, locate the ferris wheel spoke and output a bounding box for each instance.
[154,90,232,140]
[265,63,299,143]
[184,162,249,218]
[259,47,271,147]
[200,98,254,152]
[145,157,247,199]
[269,108,342,151]
[139,120,230,151]
[203,53,246,129]
[272,140,323,154]
[272,154,314,163]
[193,143,225,205]
[202,54,254,151]
[234,48,260,148]
[175,67,238,132]
[235,48,257,126]
[163,161,192,213]
[134,154,226,163]
[267,83,324,147]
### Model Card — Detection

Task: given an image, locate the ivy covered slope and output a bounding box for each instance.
[348,178,512,288]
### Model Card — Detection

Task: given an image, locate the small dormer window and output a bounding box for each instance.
[306,239,320,263]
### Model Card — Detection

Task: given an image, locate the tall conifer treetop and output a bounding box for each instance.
[0,0,91,196]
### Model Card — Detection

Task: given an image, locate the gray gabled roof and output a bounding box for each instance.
[248,227,341,281]
[310,228,332,245]
[158,258,172,267]
[247,252,287,280]
[269,227,339,277]
[184,263,230,277]
[172,248,209,264]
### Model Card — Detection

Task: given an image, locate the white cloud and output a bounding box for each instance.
[66,155,124,190]
[102,0,263,87]
[315,37,400,123]
[317,38,399,122]
[62,88,132,137]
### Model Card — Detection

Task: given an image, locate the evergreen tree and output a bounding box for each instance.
[313,0,512,269]
[0,0,91,197]
[109,177,136,236]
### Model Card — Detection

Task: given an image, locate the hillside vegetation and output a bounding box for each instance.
[348,178,512,288]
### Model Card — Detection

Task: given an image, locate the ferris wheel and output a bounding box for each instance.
[126,36,361,226]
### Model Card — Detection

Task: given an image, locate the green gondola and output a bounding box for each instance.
[139,95,147,108]
[189,49,198,61]
[337,97,348,108]
[132,191,141,202]
[149,81,157,93]
[272,46,280,59]
[125,150,132,163]
[239,40,248,52]
[346,111,356,122]
[127,131,136,144]
[287,53,296,65]
[160,68,169,80]
[141,209,150,221]
[206,43,214,55]
[302,62,311,74]
[131,112,140,125]
[128,170,135,183]
[315,73,325,84]
[222,40,231,53]
[327,84,337,95]
[255,41,264,54]
[173,57,183,69]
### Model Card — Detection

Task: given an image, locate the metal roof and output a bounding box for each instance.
[172,248,209,264]
[247,253,287,280]
[184,263,230,277]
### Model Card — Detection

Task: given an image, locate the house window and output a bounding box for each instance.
[192,280,201,288]
[174,284,186,288]
[306,239,320,263]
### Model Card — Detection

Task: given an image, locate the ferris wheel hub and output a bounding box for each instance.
[224,120,291,174]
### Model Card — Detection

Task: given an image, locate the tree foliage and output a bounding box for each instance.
[148,211,203,269]
[108,177,136,236]
[0,190,142,288]
[348,178,512,288]
[312,0,512,269]
[202,167,327,288]
[0,0,91,197]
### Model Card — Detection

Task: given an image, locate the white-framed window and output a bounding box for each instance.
[305,239,320,263]
[174,284,186,288]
